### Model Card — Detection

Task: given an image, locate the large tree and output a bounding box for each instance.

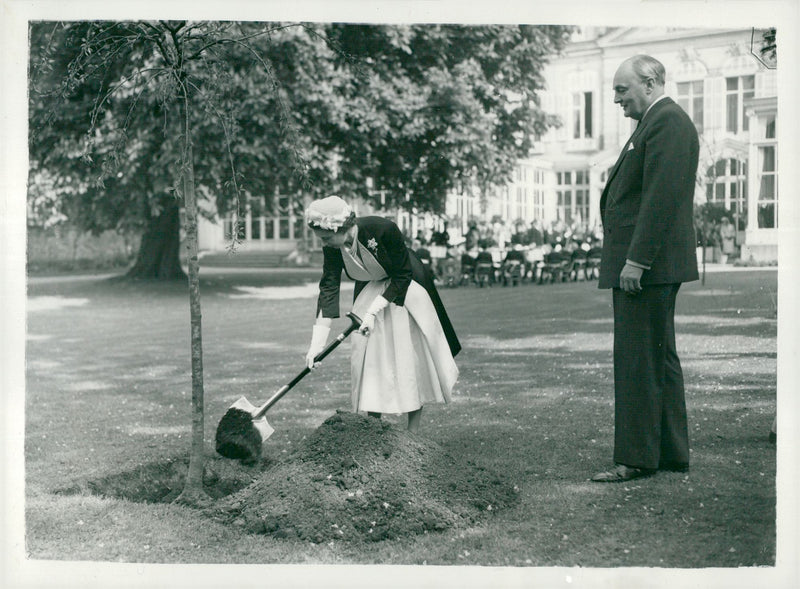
[29,21,572,275]
[29,21,320,279]
[319,24,571,212]
[29,20,331,505]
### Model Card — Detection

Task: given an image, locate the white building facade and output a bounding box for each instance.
[531,26,778,261]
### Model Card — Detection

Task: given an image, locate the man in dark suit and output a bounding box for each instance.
[591,55,699,483]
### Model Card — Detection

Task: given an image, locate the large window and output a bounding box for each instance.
[754,113,778,229]
[705,158,747,215]
[757,145,777,228]
[726,75,755,134]
[224,193,302,242]
[571,92,593,139]
[676,80,704,132]
[556,169,590,225]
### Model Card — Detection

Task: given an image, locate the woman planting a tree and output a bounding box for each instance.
[305,196,461,433]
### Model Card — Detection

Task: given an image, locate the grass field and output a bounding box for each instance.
[16,266,783,584]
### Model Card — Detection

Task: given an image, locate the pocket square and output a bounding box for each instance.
[627,143,634,151]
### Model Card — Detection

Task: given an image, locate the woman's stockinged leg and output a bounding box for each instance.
[407,408,423,433]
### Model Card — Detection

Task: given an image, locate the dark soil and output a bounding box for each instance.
[207,410,519,543]
[55,455,263,504]
[215,407,263,464]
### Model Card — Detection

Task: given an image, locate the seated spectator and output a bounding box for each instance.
[503,244,526,265]
[475,245,495,285]
[476,247,494,265]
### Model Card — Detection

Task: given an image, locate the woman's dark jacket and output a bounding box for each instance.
[316,216,461,356]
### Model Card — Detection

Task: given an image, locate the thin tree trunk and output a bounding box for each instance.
[175,83,210,507]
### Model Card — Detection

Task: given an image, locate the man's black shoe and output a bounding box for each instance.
[590,464,656,483]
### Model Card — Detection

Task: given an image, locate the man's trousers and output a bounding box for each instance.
[612,283,690,470]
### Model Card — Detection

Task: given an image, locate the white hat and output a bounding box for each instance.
[305,195,352,231]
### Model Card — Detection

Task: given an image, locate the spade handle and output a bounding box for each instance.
[251,312,362,419]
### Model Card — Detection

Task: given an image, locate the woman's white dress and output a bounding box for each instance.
[341,240,459,414]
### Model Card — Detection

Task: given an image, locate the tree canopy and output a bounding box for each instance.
[28,21,572,232]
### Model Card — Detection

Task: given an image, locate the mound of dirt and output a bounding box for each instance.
[208,410,518,543]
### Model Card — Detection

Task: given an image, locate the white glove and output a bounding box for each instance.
[305,324,330,369]
[359,313,375,337]
[359,296,389,336]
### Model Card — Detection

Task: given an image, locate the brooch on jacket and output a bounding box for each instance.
[367,237,378,253]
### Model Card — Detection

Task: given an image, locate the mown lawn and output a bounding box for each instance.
[17,267,783,585]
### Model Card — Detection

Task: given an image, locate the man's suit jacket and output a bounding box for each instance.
[598,97,700,289]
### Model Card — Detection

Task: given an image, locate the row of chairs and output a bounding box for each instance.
[537,247,602,283]
[434,247,602,288]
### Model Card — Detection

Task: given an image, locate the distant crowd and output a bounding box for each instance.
[406,218,604,287]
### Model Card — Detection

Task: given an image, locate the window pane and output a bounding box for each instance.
[251,217,261,240]
[726,77,738,91]
[576,171,584,184]
[584,91,593,138]
[758,203,775,228]
[693,81,703,94]
[265,219,275,239]
[715,160,727,176]
[279,218,290,239]
[677,82,689,95]
[726,94,738,132]
[714,181,725,202]
[557,172,563,184]
[743,75,755,90]
[759,175,775,200]
[693,96,703,129]
[766,117,776,139]
[761,146,776,172]
[565,172,572,185]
